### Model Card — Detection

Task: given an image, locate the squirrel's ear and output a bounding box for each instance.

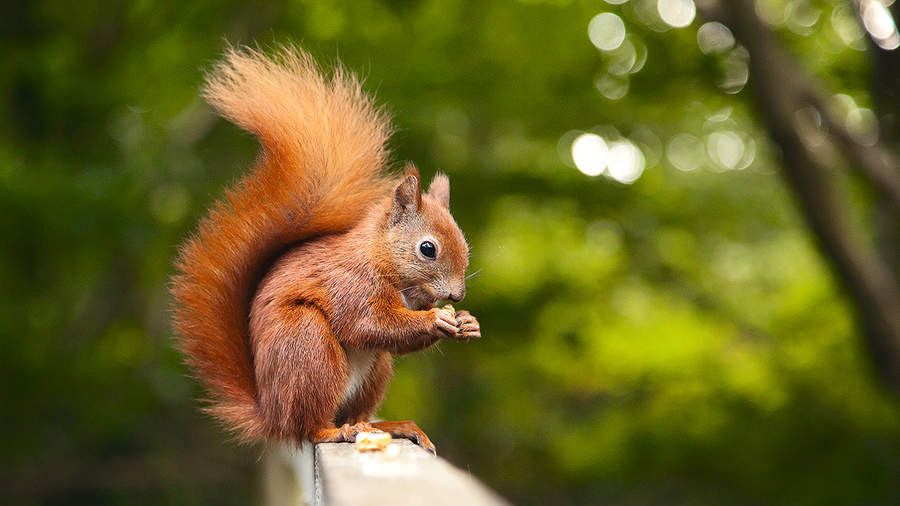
[427,172,450,209]
[391,166,421,224]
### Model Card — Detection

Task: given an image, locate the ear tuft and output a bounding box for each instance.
[391,165,421,223]
[403,162,420,181]
[427,172,450,209]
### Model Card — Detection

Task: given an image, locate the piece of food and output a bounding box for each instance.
[442,304,456,316]
[355,431,392,452]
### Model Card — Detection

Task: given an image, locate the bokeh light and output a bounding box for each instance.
[594,73,630,100]
[629,37,649,73]
[831,4,866,50]
[706,130,756,171]
[570,133,647,183]
[667,133,704,171]
[860,0,900,50]
[571,133,609,176]
[589,12,627,51]
[697,22,735,54]
[785,0,821,36]
[607,38,638,75]
[607,140,646,183]
[833,93,880,146]
[718,46,749,94]
[657,0,696,28]
[600,34,649,78]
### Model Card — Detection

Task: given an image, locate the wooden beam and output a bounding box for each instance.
[265,440,508,506]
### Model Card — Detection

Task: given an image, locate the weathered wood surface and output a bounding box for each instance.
[267,439,508,506]
[314,440,508,505]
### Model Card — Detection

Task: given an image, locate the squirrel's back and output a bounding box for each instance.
[170,46,393,441]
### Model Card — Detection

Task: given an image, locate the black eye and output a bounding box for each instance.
[419,240,437,259]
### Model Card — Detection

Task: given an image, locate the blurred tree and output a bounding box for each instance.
[698,0,900,391]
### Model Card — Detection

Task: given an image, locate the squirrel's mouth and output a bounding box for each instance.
[399,285,438,310]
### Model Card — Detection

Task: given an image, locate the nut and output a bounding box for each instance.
[355,431,392,452]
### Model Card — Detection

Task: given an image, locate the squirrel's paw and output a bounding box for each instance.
[370,420,436,455]
[453,310,481,341]
[429,307,458,337]
[337,422,382,441]
[312,422,384,445]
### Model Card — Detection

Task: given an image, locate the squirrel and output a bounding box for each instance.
[170,46,481,454]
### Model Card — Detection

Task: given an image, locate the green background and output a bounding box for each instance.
[1,0,897,504]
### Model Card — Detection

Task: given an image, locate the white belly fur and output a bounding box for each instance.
[342,346,377,404]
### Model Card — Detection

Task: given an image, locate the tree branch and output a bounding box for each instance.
[854,0,900,276]
[798,83,900,210]
[698,0,900,209]
[700,0,900,392]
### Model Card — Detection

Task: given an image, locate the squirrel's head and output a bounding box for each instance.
[383,167,469,310]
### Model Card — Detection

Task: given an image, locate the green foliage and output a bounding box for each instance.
[1,1,896,505]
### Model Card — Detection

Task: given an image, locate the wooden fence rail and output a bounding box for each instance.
[263,439,508,506]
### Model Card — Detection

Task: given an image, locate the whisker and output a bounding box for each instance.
[465,269,482,280]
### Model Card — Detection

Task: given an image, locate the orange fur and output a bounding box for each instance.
[170,45,480,447]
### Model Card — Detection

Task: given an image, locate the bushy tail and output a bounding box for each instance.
[170,46,392,442]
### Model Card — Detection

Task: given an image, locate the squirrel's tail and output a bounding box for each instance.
[170,46,392,442]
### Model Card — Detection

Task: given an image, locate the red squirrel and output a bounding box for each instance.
[170,46,481,454]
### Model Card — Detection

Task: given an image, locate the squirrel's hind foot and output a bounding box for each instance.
[309,420,436,455]
[311,422,380,445]
[370,420,436,455]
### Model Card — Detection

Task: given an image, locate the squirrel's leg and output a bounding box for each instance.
[251,303,348,441]
[328,353,438,454]
[334,351,392,425]
[369,420,436,455]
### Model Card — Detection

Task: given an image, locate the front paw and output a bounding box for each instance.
[428,307,458,337]
[452,310,481,341]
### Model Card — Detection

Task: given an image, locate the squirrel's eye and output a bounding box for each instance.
[419,240,437,259]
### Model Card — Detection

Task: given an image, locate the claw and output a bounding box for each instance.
[369,420,437,455]
[450,309,481,341]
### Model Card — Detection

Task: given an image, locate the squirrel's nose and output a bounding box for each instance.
[448,288,465,303]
